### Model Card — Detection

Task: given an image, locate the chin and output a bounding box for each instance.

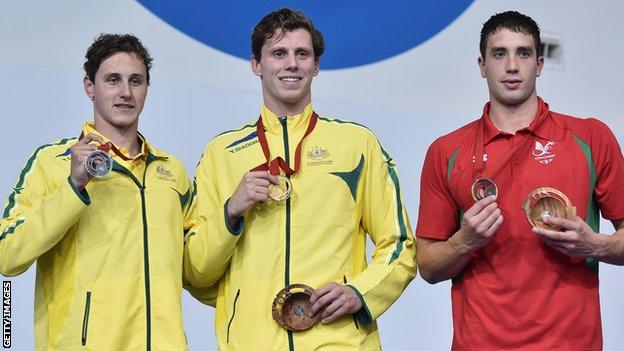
[110,118,139,129]
[278,95,304,104]
[498,93,531,107]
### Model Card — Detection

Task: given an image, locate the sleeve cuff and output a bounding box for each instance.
[67,176,90,205]
[223,199,243,235]
[346,284,373,325]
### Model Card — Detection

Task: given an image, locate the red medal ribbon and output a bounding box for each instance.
[251,112,318,175]
[79,132,134,161]
[473,100,549,185]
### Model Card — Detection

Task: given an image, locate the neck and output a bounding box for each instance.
[264,97,310,117]
[488,95,539,133]
[93,122,140,157]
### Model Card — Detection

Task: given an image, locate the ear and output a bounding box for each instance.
[477,57,486,78]
[536,56,545,77]
[83,76,94,100]
[251,56,262,77]
[313,59,320,77]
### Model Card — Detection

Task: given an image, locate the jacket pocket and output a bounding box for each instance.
[343,276,359,330]
[81,291,92,346]
[226,289,241,343]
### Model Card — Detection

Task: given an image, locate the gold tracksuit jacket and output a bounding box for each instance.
[185,105,417,350]
[0,123,191,350]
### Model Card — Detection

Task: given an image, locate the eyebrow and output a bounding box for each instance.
[269,45,312,52]
[490,45,534,52]
[102,72,145,79]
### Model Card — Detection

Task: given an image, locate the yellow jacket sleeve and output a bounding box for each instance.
[0,147,88,276]
[346,133,417,324]
[183,146,243,287]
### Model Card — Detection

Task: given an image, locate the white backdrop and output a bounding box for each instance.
[1,1,622,350]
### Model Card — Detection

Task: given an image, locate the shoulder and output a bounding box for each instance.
[208,120,257,147]
[30,137,77,162]
[316,115,385,147]
[427,119,478,158]
[11,138,76,186]
[149,146,187,172]
[316,115,396,162]
[551,111,616,144]
[206,120,259,151]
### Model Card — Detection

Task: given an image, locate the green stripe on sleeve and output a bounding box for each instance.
[3,138,74,219]
[214,122,257,138]
[0,219,25,241]
[573,135,599,231]
[573,134,600,272]
[386,154,408,264]
[447,148,460,183]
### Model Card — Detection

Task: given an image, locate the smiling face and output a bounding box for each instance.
[251,28,320,116]
[478,28,544,109]
[84,52,148,135]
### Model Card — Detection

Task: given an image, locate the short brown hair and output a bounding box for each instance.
[480,11,541,59]
[251,8,324,62]
[84,34,153,84]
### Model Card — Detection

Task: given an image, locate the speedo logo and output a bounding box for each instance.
[225,131,258,154]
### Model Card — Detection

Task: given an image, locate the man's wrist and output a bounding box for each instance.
[70,175,85,191]
[450,229,477,256]
[224,198,244,235]
[590,232,610,260]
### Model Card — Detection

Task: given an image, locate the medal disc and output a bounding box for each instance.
[85,149,113,177]
[522,187,576,230]
[471,177,498,201]
[269,175,292,201]
[272,284,319,331]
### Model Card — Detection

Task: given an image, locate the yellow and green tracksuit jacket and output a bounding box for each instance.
[0,123,191,350]
[184,105,417,350]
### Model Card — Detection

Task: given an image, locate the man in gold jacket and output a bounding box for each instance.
[184,8,417,350]
[0,34,191,350]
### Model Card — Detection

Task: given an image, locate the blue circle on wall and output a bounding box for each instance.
[137,1,474,70]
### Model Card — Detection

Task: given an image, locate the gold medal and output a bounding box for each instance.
[471,177,498,201]
[268,175,292,201]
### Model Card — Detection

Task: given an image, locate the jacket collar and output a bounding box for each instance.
[260,104,314,134]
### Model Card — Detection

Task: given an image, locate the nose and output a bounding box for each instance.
[506,55,519,73]
[119,82,132,100]
[284,53,298,71]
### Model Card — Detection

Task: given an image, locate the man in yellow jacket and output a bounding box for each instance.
[0,34,191,350]
[184,8,417,350]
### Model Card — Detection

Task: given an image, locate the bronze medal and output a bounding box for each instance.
[522,187,576,230]
[272,284,319,331]
[471,177,498,201]
[470,104,550,203]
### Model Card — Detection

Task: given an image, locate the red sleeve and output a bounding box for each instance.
[588,118,624,221]
[415,140,461,240]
